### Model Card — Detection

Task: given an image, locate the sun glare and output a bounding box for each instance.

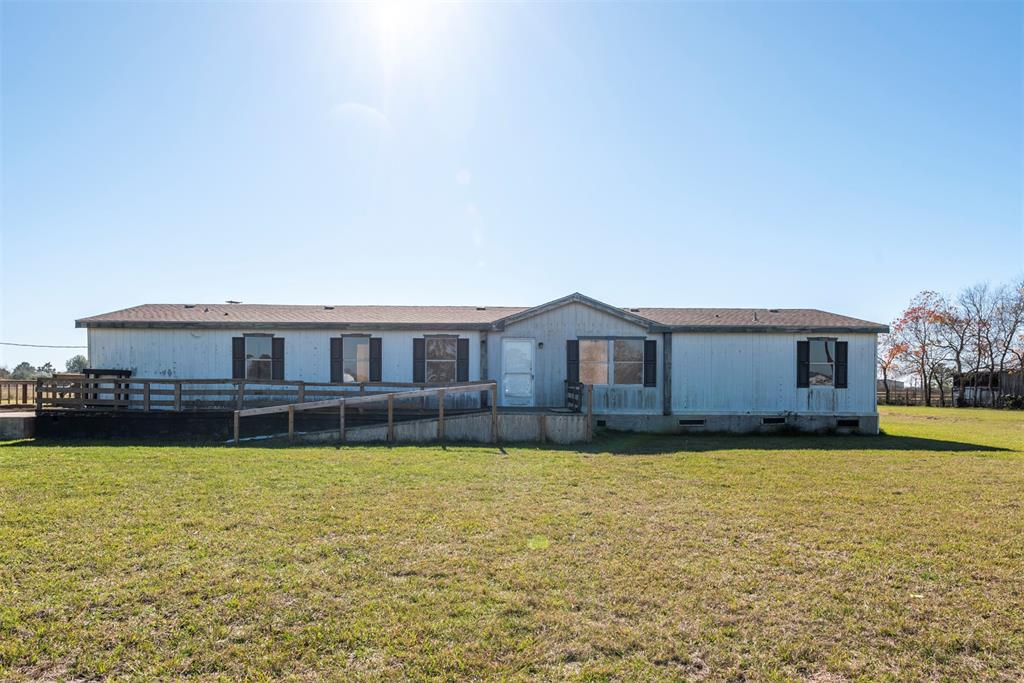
[367,1,443,72]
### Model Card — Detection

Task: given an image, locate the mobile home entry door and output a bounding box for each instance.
[502,338,535,407]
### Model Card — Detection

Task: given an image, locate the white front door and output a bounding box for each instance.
[502,338,535,406]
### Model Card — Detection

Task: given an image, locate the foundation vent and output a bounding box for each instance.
[678,418,706,426]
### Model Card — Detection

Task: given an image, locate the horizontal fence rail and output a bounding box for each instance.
[0,380,35,407]
[33,376,492,414]
[235,381,499,445]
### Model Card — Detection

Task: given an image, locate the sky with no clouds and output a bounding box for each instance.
[2,1,1021,368]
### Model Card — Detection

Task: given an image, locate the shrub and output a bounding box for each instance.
[998,394,1024,410]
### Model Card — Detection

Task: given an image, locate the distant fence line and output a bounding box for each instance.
[877,388,955,407]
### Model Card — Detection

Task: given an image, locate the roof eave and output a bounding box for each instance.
[667,324,889,334]
[76,320,496,331]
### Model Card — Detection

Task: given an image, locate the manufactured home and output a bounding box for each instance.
[76,292,888,434]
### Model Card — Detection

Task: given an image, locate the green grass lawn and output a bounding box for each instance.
[1,407,1022,682]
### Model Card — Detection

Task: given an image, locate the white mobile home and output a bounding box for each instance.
[77,292,888,433]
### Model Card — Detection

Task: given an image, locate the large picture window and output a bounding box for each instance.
[343,337,370,383]
[425,337,457,383]
[245,336,273,380]
[809,339,835,386]
[579,339,645,385]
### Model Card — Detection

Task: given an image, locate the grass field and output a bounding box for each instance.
[1,407,1022,682]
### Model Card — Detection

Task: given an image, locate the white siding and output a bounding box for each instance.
[87,328,481,383]
[489,303,661,412]
[670,332,877,415]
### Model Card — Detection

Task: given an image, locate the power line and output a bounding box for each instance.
[1,342,88,349]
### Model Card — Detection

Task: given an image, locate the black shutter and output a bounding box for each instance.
[330,338,343,383]
[272,337,285,380]
[456,338,470,382]
[370,337,383,382]
[566,340,579,383]
[413,338,425,383]
[232,337,245,379]
[797,340,809,388]
[643,339,657,387]
[835,341,848,389]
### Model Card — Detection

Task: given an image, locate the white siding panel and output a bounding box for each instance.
[88,328,481,383]
[671,332,877,415]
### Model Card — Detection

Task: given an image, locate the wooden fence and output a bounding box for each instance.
[235,381,499,444]
[33,376,491,413]
[877,388,954,407]
[0,380,35,407]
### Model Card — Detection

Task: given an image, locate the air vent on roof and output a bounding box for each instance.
[476,306,487,311]
[629,308,640,312]
[184,304,196,309]
[226,300,241,304]
[769,309,779,313]
[324,306,335,310]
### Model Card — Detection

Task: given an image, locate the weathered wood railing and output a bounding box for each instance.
[32,377,491,413]
[565,381,594,440]
[234,381,499,445]
[0,379,35,406]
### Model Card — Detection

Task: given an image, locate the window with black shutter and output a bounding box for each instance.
[271,337,285,380]
[799,339,844,388]
[412,338,426,383]
[232,337,245,379]
[797,340,810,388]
[330,338,343,383]
[643,339,657,387]
[835,341,848,389]
[370,337,383,382]
[566,340,579,383]
[456,338,469,382]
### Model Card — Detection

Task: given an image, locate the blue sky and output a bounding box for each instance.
[2,1,1021,368]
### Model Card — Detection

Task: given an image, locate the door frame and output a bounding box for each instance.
[501,337,536,407]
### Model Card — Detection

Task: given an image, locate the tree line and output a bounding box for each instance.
[879,277,1024,408]
[0,355,89,380]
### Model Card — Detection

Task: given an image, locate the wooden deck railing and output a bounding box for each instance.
[235,381,499,444]
[0,380,35,407]
[32,376,491,413]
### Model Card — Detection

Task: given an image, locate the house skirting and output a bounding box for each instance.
[594,413,880,435]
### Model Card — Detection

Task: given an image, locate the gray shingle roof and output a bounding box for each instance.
[77,302,887,332]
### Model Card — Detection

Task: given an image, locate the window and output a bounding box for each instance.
[425,337,457,383]
[343,337,370,383]
[578,339,645,385]
[579,340,608,384]
[613,339,644,384]
[809,339,835,386]
[245,336,272,380]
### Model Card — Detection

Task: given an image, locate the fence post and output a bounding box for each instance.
[22,382,28,405]
[297,381,305,404]
[586,384,594,442]
[35,378,43,411]
[174,382,182,411]
[143,382,151,411]
[236,382,245,411]
[339,400,346,443]
[234,411,240,445]
[288,405,295,442]
[490,384,498,443]
[437,388,446,441]
[387,394,395,443]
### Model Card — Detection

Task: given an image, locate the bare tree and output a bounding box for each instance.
[877,332,908,405]
[990,278,1024,404]
[959,283,997,406]
[893,291,945,406]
